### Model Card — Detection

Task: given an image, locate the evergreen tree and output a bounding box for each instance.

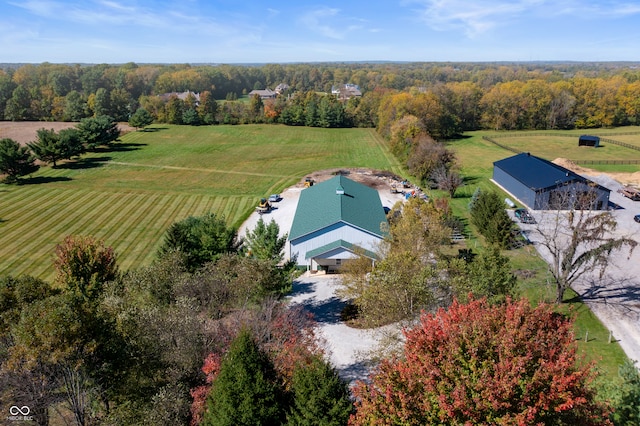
[243,218,287,262]
[128,107,154,130]
[0,137,39,183]
[28,128,65,167]
[58,128,84,160]
[469,190,514,248]
[203,329,286,426]
[286,355,353,426]
[76,115,120,150]
[610,360,640,425]
[157,213,240,271]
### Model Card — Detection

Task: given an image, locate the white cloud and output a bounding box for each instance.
[405,0,548,37]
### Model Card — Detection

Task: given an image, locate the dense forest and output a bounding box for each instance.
[2,62,640,136]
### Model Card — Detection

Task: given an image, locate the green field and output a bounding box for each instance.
[0,124,403,280]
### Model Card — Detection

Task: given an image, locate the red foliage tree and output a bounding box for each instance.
[351,298,611,425]
[190,353,222,426]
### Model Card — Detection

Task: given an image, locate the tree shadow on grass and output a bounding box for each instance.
[59,156,112,170]
[93,142,147,153]
[141,127,168,132]
[19,176,73,185]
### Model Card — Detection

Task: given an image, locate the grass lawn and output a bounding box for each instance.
[0,124,403,280]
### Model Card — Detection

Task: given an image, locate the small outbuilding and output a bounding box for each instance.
[493,153,610,210]
[578,135,600,147]
[288,175,388,272]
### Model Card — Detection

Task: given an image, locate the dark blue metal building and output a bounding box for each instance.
[493,153,610,210]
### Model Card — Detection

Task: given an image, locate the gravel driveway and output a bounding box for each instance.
[286,273,391,384]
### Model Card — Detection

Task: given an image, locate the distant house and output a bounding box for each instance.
[274,83,290,94]
[248,88,277,99]
[331,83,362,101]
[579,135,600,147]
[493,153,610,210]
[288,175,388,272]
[158,91,200,104]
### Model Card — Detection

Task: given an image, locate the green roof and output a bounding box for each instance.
[305,239,378,260]
[289,175,388,241]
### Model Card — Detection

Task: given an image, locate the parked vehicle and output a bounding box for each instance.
[268,194,280,202]
[634,214,640,223]
[514,208,536,224]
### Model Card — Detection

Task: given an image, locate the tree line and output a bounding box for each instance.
[2,62,640,132]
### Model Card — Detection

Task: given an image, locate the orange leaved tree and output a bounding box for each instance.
[351,298,611,425]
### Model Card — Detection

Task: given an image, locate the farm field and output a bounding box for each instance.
[0,124,403,280]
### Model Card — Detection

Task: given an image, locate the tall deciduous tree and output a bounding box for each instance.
[0,137,39,183]
[351,298,611,425]
[533,207,636,303]
[341,197,452,326]
[53,235,118,301]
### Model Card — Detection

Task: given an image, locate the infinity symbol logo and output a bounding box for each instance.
[9,406,30,415]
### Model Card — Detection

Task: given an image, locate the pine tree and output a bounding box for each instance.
[203,329,286,426]
[286,355,353,426]
[0,137,39,183]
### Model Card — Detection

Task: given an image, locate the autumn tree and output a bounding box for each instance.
[405,133,455,186]
[0,137,39,183]
[431,164,463,198]
[54,235,118,301]
[351,298,611,425]
[341,197,452,326]
[532,207,637,303]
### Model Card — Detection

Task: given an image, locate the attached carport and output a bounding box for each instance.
[304,239,377,272]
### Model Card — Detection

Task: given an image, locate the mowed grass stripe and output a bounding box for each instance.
[0,189,106,278]
[0,188,94,260]
[106,193,171,270]
[0,187,73,242]
[111,193,171,266]
[118,194,188,270]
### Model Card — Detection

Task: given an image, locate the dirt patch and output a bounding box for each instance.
[296,168,412,193]
[0,121,136,145]
[553,157,640,187]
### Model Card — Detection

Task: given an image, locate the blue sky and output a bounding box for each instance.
[1,0,639,63]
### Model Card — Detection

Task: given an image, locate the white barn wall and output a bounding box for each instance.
[288,221,382,266]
